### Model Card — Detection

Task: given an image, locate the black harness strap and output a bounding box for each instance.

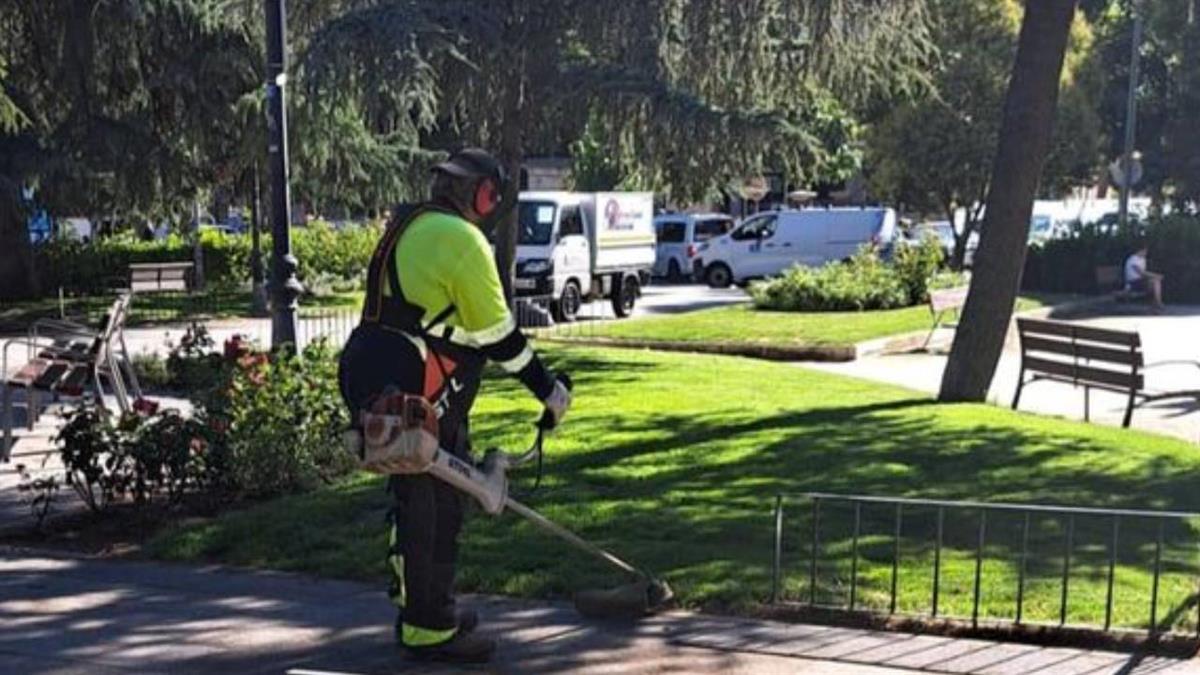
[365,204,457,338]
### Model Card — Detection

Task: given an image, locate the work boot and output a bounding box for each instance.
[395,609,478,639]
[406,631,496,664]
[456,609,479,634]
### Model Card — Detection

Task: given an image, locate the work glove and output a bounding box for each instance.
[539,374,572,431]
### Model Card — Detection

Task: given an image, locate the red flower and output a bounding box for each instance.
[189,437,207,455]
[224,335,250,360]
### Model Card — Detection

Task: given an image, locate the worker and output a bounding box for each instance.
[338,148,572,664]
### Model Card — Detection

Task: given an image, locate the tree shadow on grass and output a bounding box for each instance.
[464,383,1200,624]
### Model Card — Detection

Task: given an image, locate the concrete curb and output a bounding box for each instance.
[539,297,1112,363]
[537,336,856,362]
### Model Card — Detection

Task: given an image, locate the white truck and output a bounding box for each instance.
[514,191,656,322]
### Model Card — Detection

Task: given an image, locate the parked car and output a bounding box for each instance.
[652,213,734,281]
[693,207,899,287]
[904,220,955,260]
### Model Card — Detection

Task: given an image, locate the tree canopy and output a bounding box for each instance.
[301,0,937,292]
[1090,0,1200,209]
[867,0,1102,267]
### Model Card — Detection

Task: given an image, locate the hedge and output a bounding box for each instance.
[749,238,958,312]
[1022,215,1200,303]
[32,220,382,296]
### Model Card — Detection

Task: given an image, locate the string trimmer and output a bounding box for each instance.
[347,377,673,619]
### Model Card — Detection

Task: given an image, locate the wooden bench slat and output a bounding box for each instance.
[1023,356,1144,390]
[129,261,193,293]
[54,364,91,395]
[8,359,52,388]
[1095,265,1121,287]
[1021,335,1144,367]
[1017,318,1141,347]
[32,362,70,390]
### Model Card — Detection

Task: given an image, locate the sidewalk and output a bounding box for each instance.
[1,549,1196,674]
[810,304,1200,443]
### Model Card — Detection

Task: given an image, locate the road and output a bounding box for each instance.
[529,282,748,325]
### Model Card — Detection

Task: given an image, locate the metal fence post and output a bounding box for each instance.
[1105,517,1119,631]
[809,497,821,605]
[891,503,902,615]
[1061,515,1074,626]
[772,495,783,604]
[973,509,987,627]
[1017,511,1029,625]
[933,507,943,617]
[1151,519,1164,634]
[850,501,861,611]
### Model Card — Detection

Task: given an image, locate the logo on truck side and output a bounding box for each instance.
[603,198,641,232]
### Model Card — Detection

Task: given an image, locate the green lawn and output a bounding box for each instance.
[148,345,1200,631]
[551,298,1044,348]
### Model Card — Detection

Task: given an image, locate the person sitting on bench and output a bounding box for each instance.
[1124,244,1165,311]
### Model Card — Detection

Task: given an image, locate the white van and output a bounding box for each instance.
[514,191,656,321]
[652,213,734,281]
[693,207,899,287]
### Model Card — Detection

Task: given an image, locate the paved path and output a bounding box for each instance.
[809,304,1200,443]
[1,550,1195,674]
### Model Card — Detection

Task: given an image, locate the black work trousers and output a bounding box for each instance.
[339,323,484,638]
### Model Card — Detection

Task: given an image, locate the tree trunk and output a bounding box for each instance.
[493,55,528,306]
[0,177,38,300]
[946,204,967,270]
[938,0,1079,403]
[494,114,522,305]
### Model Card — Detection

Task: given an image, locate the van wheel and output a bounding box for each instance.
[553,281,582,323]
[667,259,683,283]
[611,276,638,318]
[705,263,732,288]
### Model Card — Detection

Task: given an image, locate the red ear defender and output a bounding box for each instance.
[474,178,499,217]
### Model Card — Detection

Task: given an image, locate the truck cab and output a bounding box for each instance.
[514,191,655,322]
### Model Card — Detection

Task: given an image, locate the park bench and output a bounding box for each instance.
[922,286,969,350]
[129,261,194,293]
[1094,265,1147,303]
[2,294,143,461]
[1013,317,1200,428]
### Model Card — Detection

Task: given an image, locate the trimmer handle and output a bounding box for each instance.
[537,372,573,431]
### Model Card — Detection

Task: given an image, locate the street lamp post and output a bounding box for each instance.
[265,0,302,346]
[1117,3,1144,231]
[249,166,268,316]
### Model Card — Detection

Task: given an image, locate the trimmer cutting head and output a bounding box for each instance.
[573,578,674,620]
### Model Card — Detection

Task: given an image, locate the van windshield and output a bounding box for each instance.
[518,201,557,245]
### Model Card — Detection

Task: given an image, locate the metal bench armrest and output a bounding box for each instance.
[3,337,59,379]
[31,318,94,334]
[1144,359,1200,372]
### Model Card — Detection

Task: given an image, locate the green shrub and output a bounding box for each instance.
[34,230,252,294]
[750,246,910,311]
[132,352,171,391]
[894,234,945,304]
[292,220,380,291]
[206,339,354,498]
[32,221,381,298]
[56,406,211,511]
[165,323,229,394]
[1023,214,1200,302]
[928,270,969,291]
